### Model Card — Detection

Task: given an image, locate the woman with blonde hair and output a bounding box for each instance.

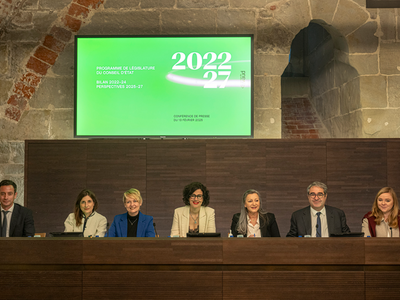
[362,187,400,237]
[108,188,155,237]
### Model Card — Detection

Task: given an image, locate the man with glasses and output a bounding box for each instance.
[286,181,350,237]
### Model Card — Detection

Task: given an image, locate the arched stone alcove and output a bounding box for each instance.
[256,0,379,138]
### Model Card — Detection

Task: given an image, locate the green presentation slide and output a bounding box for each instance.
[75,36,253,137]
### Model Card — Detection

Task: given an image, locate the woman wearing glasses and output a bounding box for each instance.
[170,182,216,237]
[231,189,280,237]
[362,187,400,237]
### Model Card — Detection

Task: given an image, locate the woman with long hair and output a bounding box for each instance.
[362,187,400,237]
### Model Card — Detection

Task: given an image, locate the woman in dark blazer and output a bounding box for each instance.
[108,188,155,237]
[230,189,280,237]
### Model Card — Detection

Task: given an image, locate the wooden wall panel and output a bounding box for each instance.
[326,141,387,232]
[83,238,223,265]
[366,271,400,300]
[83,271,223,300]
[24,139,399,236]
[223,238,364,265]
[0,239,83,264]
[146,140,206,237]
[365,239,400,265]
[25,141,87,233]
[265,141,327,236]
[223,271,364,300]
[86,141,147,226]
[206,140,267,237]
[387,141,400,191]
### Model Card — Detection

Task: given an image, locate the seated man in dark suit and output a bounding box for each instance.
[286,181,350,237]
[0,179,35,237]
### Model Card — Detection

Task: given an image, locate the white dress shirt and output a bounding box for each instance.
[311,206,329,237]
[247,214,261,237]
[1,204,14,237]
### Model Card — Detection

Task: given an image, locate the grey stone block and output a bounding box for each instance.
[340,110,363,137]
[340,76,361,114]
[231,0,274,9]
[216,9,255,34]
[254,108,281,138]
[362,108,400,137]
[259,8,273,18]
[380,43,400,75]
[332,0,369,36]
[360,75,387,108]
[10,142,24,164]
[11,43,38,78]
[367,8,377,19]
[315,88,340,119]
[50,109,74,138]
[310,0,338,23]
[79,11,160,35]
[379,9,396,41]
[30,76,74,109]
[254,75,281,109]
[255,53,289,76]
[0,110,51,139]
[0,44,9,75]
[352,0,366,7]
[388,76,400,107]
[178,0,229,8]
[256,18,294,54]
[104,0,140,9]
[274,0,311,35]
[0,140,11,163]
[52,43,74,76]
[4,11,58,41]
[162,9,216,34]
[11,11,33,29]
[347,21,378,53]
[334,60,358,88]
[39,0,71,10]
[24,0,39,10]
[310,61,335,98]
[0,163,24,175]
[349,54,378,75]
[0,80,13,103]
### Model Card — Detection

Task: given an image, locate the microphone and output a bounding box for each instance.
[153,222,159,238]
[390,227,393,237]
[316,224,320,237]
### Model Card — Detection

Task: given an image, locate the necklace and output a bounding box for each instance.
[128,218,137,226]
[190,212,199,224]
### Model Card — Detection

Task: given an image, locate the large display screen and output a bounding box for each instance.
[75,35,253,138]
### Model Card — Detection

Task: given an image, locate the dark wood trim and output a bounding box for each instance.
[367,0,400,8]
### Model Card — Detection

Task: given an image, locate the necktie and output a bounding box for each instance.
[316,212,321,237]
[2,211,9,237]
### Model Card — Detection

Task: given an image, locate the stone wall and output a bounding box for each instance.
[0,0,400,196]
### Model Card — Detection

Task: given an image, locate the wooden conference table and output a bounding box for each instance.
[0,237,399,300]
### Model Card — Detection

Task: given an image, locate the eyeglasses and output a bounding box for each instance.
[308,192,325,198]
[190,194,203,200]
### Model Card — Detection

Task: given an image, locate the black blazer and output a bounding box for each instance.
[7,203,35,237]
[286,205,350,237]
[230,212,280,237]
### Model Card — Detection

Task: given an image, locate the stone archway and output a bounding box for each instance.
[256,0,377,138]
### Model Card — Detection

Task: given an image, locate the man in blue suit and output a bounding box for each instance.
[0,179,35,237]
[286,181,350,237]
[108,188,155,237]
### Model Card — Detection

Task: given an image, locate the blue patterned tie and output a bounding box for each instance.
[2,211,9,237]
[316,212,321,237]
